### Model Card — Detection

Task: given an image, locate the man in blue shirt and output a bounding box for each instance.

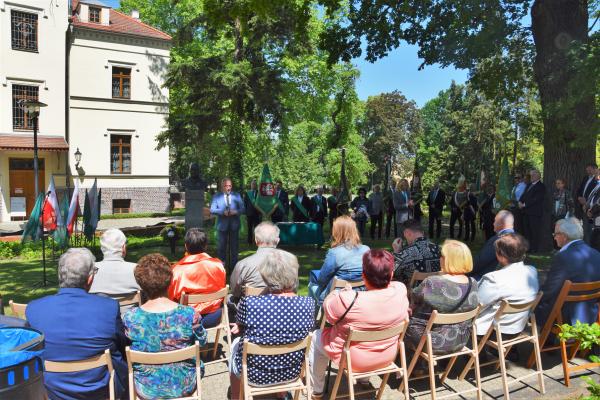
[26,248,127,400]
[210,177,245,271]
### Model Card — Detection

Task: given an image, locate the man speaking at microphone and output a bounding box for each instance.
[210,177,245,272]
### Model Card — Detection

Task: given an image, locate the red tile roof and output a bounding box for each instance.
[71,1,171,41]
[0,134,69,151]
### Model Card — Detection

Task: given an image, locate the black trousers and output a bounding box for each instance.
[449,209,463,239]
[464,217,476,242]
[590,228,600,252]
[246,214,261,244]
[428,211,442,239]
[370,213,383,239]
[522,214,542,252]
[385,211,397,238]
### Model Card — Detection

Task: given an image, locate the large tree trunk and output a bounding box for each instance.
[531,0,597,250]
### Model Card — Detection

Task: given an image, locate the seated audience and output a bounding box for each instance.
[308,215,369,303]
[470,210,515,280]
[123,254,207,400]
[229,222,284,305]
[309,249,409,399]
[26,248,127,400]
[537,218,600,326]
[405,240,479,355]
[229,251,314,400]
[392,219,441,286]
[476,233,539,336]
[89,229,140,308]
[168,228,226,328]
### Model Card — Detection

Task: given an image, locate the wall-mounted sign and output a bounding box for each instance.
[14,188,24,194]
[10,197,26,217]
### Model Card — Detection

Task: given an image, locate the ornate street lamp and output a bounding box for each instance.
[74,147,82,169]
[23,100,48,199]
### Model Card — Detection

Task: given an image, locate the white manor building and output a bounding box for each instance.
[0,0,171,222]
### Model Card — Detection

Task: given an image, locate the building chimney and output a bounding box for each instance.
[131,9,140,20]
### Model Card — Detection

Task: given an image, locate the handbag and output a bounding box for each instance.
[332,291,359,326]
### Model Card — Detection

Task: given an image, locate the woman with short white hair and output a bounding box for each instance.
[229,251,315,399]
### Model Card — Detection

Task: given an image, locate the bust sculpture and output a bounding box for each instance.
[182,162,206,230]
[182,162,206,191]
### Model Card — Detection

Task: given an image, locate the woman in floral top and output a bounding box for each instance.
[123,254,207,400]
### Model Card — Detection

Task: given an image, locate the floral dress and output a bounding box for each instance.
[405,276,479,355]
[123,304,207,399]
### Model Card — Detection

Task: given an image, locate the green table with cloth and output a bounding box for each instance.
[276,222,324,246]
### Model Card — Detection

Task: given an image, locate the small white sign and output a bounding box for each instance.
[10,197,26,217]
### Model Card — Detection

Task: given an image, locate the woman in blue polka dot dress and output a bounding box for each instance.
[229,249,315,399]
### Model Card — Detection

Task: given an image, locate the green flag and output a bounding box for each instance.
[253,164,279,217]
[22,193,44,243]
[53,192,70,248]
[496,156,512,208]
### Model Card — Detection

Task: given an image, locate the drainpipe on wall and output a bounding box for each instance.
[65,18,73,192]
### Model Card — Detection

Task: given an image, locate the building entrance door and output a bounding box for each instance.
[9,158,45,218]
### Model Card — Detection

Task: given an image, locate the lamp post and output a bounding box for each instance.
[74,147,82,169]
[23,100,48,199]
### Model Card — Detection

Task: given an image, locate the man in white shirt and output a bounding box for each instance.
[476,233,539,337]
[89,229,140,311]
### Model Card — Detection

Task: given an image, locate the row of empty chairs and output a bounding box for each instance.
[8,276,600,399]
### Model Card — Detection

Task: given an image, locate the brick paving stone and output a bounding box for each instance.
[200,333,599,400]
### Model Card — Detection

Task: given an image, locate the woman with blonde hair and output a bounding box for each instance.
[404,240,479,354]
[308,215,370,304]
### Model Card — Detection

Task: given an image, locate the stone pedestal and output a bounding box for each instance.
[185,189,204,231]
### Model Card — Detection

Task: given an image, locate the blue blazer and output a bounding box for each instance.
[470,228,514,281]
[536,240,600,327]
[210,191,245,232]
[26,288,127,400]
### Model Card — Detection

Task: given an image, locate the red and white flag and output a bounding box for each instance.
[42,176,62,231]
[66,179,80,235]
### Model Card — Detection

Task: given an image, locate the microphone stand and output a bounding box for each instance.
[33,191,56,288]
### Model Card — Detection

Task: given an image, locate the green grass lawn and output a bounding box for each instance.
[0,220,552,315]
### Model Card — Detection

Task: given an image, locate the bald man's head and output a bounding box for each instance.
[494,210,514,233]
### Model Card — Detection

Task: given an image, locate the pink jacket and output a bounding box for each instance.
[321,281,409,372]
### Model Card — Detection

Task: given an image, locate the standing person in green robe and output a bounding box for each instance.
[244,179,261,245]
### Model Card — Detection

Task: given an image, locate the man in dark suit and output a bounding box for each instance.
[426,181,446,239]
[244,179,261,245]
[469,210,515,280]
[537,218,600,327]
[271,180,289,223]
[577,163,599,241]
[519,169,546,253]
[311,186,328,230]
[26,248,127,400]
[210,177,246,270]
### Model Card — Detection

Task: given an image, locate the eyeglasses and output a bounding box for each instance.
[91,266,99,276]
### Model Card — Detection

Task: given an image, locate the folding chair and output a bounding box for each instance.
[318,278,365,330]
[526,280,600,385]
[458,293,545,399]
[113,291,142,308]
[329,319,410,400]
[9,300,27,319]
[404,306,482,400]
[409,271,442,288]
[244,286,264,296]
[126,342,201,400]
[180,285,231,365]
[240,336,312,400]
[527,280,600,381]
[45,349,116,400]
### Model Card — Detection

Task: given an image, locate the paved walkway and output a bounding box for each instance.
[198,333,597,400]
